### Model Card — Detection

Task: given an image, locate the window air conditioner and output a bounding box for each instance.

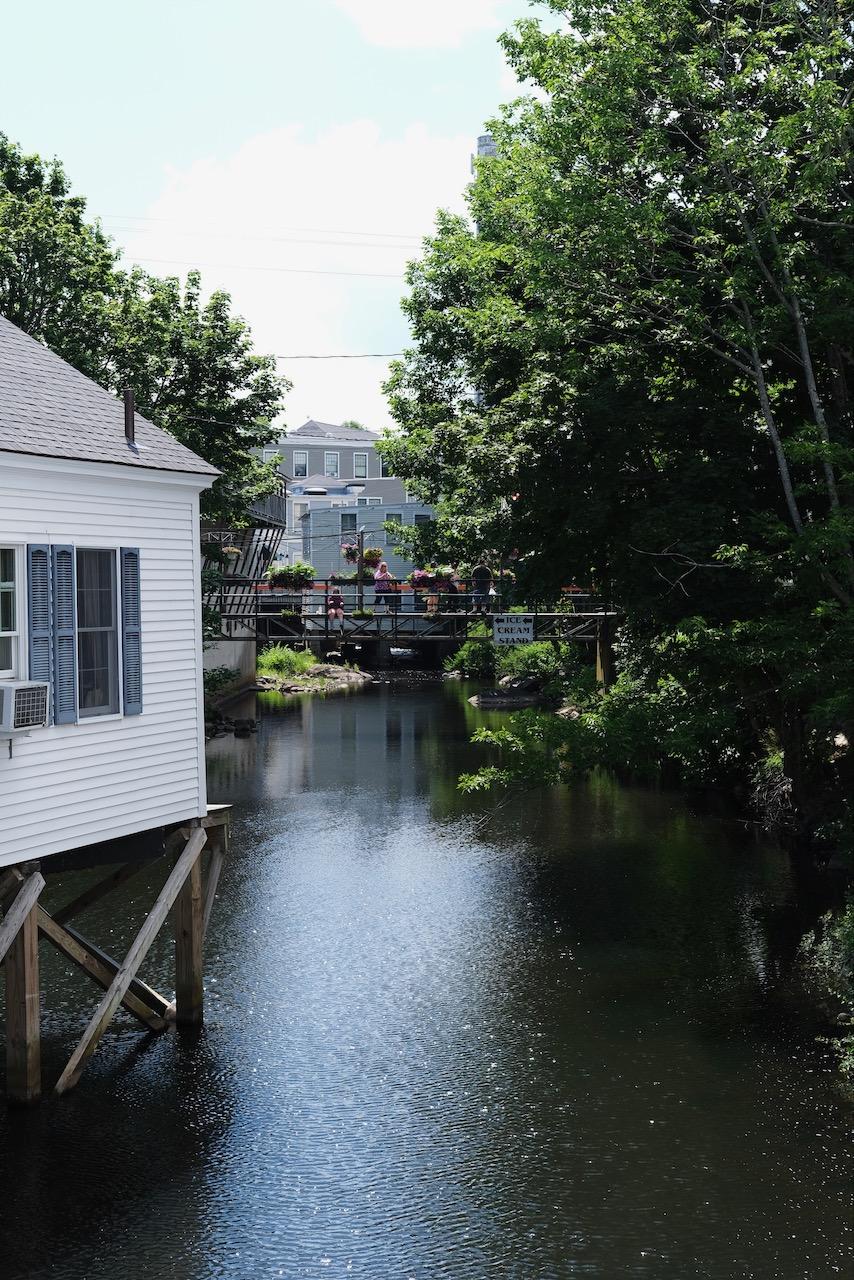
[0,681,50,732]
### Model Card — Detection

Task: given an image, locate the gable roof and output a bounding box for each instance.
[288,419,380,442]
[0,315,218,476]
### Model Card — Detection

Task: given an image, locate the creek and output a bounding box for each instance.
[0,677,851,1279]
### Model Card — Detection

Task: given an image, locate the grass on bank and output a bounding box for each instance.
[257,644,316,678]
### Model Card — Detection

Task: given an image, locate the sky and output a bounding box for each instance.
[0,0,536,431]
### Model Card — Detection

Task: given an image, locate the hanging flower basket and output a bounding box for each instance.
[268,561,315,590]
[341,543,360,565]
[362,546,383,567]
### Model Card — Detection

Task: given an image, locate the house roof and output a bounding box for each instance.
[0,315,219,476]
[287,419,381,442]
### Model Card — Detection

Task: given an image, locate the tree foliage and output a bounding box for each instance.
[382,0,854,846]
[0,133,287,525]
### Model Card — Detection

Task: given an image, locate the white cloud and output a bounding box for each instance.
[334,0,506,48]
[113,121,473,431]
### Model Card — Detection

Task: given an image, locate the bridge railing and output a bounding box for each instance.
[212,574,610,635]
[252,579,605,616]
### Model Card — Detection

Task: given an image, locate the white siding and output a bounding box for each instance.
[0,453,210,867]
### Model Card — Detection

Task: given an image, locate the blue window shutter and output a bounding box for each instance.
[120,548,142,716]
[51,546,77,724]
[27,546,53,696]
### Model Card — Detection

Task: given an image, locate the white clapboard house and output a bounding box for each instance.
[0,315,218,865]
[0,315,233,1101]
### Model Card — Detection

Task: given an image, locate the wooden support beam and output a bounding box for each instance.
[0,869,23,903]
[54,827,207,1096]
[51,919,172,1019]
[5,899,41,1104]
[53,861,149,926]
[37,909,167,1032]
[202,828,227,939]
[174,855,204,1027]
[0,873,45,966]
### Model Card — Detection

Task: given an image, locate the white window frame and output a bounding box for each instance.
[292,450,308,478]
[324,451,340,478]
[262,447,280,464]
[0,545,23,680]
[367,496,382,506]
[76,547,122,721]
[380,456,392,478]
[292,500,309,530]
[357,497,368,507]
[353,451,368,480]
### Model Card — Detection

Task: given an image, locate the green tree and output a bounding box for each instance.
[383,0,854,845]
[0,134,288,525]
[0,132,117,379]
[107,269,286,524]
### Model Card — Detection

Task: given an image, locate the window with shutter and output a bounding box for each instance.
[75,549,118,718]
[120,548,142,716]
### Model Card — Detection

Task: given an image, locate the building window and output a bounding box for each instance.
[263,447,280,463]
[414,513,431,525]
[292,501,309,530]
[0,547,18,677]
[293,450,308,478]
[367,496,382,506]
[324,452,340,478]
[380,456,392,478]
[353,452,368,479]
[340,512,357,534]
[76,549,119,718]
[357,497,368,507]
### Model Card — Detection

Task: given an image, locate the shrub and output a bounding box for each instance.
[497,641,574,688]
[362,547,383,567]
[203,665,239,695]
[257,644,316,677]
[445,639,496,678]
[799,899,854,1080]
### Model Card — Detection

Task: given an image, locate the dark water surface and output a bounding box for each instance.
[0,679,851,1280]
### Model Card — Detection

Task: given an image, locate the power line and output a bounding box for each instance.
[105,224,422,252]
[275,352,404,360]
[125,255,405,280]
[102,213,425,241]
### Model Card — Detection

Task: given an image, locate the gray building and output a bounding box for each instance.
[263,420,407,532]
[300,500,434,581]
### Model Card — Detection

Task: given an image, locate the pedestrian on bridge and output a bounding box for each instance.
[470,558,493,614]
[327,586,345,630]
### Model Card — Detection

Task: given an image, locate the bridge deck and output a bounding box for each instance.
[262,610,619,644]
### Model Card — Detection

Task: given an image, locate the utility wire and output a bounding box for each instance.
[106,225,422,252]
[102,213,425,240]
[126,255,405,280]
[275,352,404,360]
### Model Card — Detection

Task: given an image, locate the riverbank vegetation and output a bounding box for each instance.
[380,0,854,865]
[257,644,317,679]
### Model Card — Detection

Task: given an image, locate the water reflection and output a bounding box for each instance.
[1,678,851,1279]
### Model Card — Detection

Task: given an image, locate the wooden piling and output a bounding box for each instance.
[595,617,616,688]
[174,852,204,1027]
[5,900,41,1104]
